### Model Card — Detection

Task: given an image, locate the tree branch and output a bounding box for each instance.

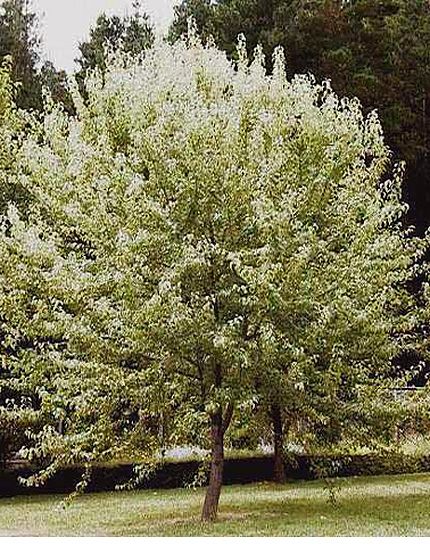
[222,402,234,435]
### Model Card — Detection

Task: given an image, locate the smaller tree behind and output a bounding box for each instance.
[75,0,154,90]
[39,61,74,115]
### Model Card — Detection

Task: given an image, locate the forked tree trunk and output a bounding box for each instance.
[271,403,286,484]
[201,405,233,522]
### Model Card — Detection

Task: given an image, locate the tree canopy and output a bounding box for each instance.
[0,31,426,520]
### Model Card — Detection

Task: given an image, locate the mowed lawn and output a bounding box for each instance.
[1,473,430,537]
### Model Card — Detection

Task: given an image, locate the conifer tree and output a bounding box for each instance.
[75,0,154,90]
[0,0,42,110]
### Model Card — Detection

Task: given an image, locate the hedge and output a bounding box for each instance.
[1,452,430,497]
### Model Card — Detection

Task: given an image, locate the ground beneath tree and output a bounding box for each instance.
[1,473,429,536]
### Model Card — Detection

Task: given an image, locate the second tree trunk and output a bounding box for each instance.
[272,403,286,484]
[201,411,225,521]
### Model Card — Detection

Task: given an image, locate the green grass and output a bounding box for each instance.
[1,473,430,536]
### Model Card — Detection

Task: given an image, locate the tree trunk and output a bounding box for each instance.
[271,403,286,484]
[201,404,233,522]
[202,412,224,522]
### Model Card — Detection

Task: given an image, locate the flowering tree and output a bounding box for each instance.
[0,59,42,463]
[0,32,425,521]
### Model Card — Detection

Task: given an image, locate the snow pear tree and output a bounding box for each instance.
[0,31,425,521]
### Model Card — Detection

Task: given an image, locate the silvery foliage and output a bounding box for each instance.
[0,28,426,481]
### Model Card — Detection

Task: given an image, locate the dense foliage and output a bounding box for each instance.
[170,0,430,234]
[0,32,426,519]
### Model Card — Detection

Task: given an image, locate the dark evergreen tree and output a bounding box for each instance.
[75,0,154,89]
[0,0,42,110]
[168,0,217,43]
[40,61,74,114]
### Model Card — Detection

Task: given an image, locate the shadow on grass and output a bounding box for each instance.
[114,479,430,536]
[2,474,430,536]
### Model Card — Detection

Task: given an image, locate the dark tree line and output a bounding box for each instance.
[0,0,41,110]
